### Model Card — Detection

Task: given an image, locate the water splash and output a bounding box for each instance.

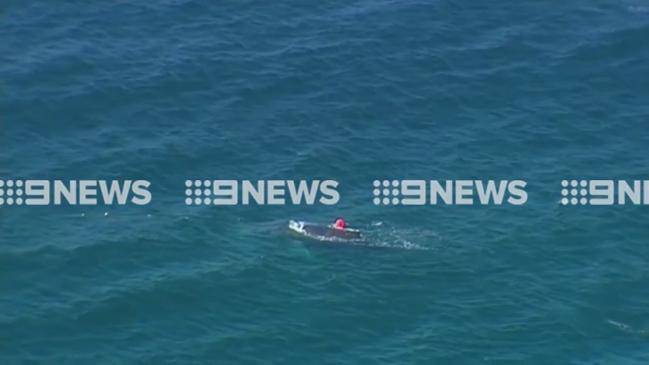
[288,220,442,251]
[607,319,649,336]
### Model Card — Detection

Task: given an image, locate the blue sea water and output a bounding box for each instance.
[3,0,649,363]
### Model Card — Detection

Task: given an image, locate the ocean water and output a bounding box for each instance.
[3,0,649,363]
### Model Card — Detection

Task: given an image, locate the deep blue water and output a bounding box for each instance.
[3,0,649,363]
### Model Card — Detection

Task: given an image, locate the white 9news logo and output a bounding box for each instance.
[0,180,151,206]
[372,180,528,206]
[561,179,649,206]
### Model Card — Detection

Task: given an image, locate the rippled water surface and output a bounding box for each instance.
[2,0,649,363]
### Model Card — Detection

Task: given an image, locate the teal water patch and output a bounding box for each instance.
[3,0,649,363]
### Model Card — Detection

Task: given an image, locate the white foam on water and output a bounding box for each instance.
[289,220,441,251]
[607,319,649,336]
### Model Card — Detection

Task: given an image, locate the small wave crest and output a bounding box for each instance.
[607,319,649,336]
[360,222,441,251]
[628,5,649,13]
